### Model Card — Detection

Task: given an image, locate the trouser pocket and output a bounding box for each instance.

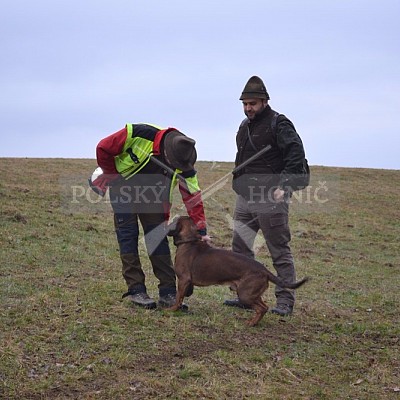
[268,214,291,246]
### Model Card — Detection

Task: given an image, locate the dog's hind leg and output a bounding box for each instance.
[236,279,269,326]
[246,298,268,327]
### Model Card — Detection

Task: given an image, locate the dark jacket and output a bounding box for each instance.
[233,105,306,191]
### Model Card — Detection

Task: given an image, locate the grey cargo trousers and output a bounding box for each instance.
[232,194,296,306]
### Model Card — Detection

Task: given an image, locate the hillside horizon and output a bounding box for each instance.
[1,156,399,172]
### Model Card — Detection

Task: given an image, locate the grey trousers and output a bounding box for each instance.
[232,195,296,306]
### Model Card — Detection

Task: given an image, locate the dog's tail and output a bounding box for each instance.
[265,269,310,289]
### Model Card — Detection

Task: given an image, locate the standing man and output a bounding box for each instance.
[89,123,209,310]
[224,76,308,316]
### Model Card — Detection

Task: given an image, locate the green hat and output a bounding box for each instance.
[239,76,270,100]
[163,130,197,171]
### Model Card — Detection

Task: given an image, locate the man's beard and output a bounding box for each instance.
[245,108,262,120]
[245,110,262,120]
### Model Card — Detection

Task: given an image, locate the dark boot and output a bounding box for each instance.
[223,297,252,310]
[123,291,156,309]
[271,303,293,316]
[158,293,188,311]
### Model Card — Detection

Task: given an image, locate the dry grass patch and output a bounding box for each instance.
[1,158,399,399]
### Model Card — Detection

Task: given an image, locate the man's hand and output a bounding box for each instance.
[273,187,286,203]
[89,172,119,197]
[89,175,108,197]
[201,234,212,244]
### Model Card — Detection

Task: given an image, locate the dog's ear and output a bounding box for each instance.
[166,216,180,236]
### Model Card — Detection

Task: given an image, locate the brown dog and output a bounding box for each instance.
[167,216,309,326]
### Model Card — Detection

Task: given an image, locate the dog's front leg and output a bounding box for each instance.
[165,276,191,312]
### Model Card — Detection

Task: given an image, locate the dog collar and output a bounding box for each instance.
[173,238,201,246]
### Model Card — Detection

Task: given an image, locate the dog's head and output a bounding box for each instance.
[167,216,200,243]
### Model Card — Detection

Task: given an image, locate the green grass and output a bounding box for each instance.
[1,158,399,399]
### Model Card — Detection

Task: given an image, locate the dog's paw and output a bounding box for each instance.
[164,305,180,312]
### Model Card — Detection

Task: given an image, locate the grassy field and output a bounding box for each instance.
[0,158,399,399]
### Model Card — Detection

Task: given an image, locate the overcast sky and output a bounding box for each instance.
[1,0,399,169]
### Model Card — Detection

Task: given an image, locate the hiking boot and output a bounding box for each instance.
[223,297,252,310]
[124,292,157,309]
[158,293,188,311]
[271,303,293,316]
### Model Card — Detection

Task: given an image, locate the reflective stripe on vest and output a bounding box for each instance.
[169,172,201,202]
[114,125,155,178]
[184,175,201,194]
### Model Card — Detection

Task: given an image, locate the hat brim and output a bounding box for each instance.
[239,92,269,100]
[164,131,197,171]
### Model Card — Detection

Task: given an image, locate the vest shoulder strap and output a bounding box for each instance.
[271,112,280,133]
